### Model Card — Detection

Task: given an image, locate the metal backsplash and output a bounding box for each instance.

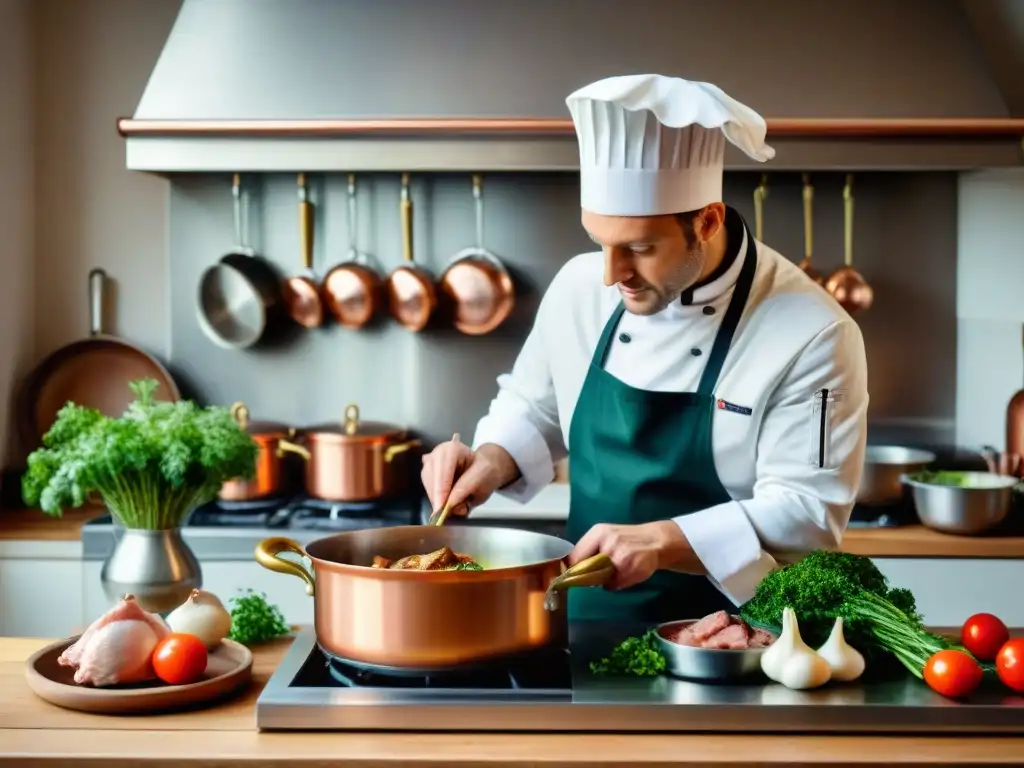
[168,172,958,447]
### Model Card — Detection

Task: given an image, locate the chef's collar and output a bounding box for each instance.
[678,206,746,307]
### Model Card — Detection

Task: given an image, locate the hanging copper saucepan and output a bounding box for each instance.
[282,173,326,328]
[284,404,422,502]
[386,173,438,332]
[439,174,515,336]
[218,402,307,502]
[322,174,385,329]
[798,174,826,285]
[825,174,874,314]
[254,525,614,672]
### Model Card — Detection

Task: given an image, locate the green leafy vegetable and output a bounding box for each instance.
[589,630,666,677]
[227,590,291,645]
[21,379,258,530]
[910,470,971,487]
[446,561,484,571]
[740,550,960,678]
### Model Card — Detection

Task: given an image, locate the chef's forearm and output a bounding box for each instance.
[476,442,523,490]
[657,524,708,575]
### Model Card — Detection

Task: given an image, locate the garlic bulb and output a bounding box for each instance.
[760,607,832,690]
[816,617,865,682]
[166,589,232,649]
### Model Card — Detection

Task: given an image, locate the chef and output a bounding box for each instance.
[422,74,869,622]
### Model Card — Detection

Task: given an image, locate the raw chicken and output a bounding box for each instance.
[59,594,171,687]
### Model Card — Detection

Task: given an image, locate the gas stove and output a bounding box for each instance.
[257,624,1024,734]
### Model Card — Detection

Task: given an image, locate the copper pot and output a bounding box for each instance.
[825,174,874,314]
[219,402,306,502]
[292,404,421,502]
[254,525,613,671]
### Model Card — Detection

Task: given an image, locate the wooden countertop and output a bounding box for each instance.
[4,505,1024,558]
[3,636,1023,767]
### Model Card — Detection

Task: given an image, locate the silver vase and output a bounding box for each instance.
[100,527,202,614]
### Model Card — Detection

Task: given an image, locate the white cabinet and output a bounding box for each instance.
[0,543,84,638]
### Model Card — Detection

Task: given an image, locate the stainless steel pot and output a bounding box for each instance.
[290,404,421,502]
[901,471,1021,535]
[653,618,776,681]
[254,525,613,672]
[857,445,936,505]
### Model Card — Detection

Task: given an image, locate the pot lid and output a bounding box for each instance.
[306,404,405,440]
[230,402,289,436]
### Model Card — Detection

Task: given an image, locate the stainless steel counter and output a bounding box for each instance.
[257,623,1024,733]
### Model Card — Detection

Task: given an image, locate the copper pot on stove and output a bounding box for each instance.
[290,404,421,502]
[219,402,307,502]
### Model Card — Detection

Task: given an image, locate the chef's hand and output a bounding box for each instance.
[421,440,520,518]
[567,521,697,591]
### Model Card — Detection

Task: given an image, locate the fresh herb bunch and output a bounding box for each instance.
[22,379,257,530]
[589,630,666,677]
[739,550,959,678]
[227,590,291,645]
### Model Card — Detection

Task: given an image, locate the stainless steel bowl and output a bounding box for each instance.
[858,445,936,505]
[653,619,776,681]
[901,471,1020,535]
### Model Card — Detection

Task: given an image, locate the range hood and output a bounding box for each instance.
[122,0,1024,174]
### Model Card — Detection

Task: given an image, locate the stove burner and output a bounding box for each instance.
[281,494,422,531]
[301,643,573,691]
[188,496,289,528]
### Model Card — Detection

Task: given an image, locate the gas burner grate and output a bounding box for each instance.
[280,494,424,531]
[295,643,573,692]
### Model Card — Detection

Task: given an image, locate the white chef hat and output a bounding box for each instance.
[566,74,776,217]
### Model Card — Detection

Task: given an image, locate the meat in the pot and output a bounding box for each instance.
[371,546,483,571]
[665,610,775,650]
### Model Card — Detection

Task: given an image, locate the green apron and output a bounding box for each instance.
[565,224,758,622]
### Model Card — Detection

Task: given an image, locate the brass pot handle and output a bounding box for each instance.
[276,438,311,461]
[543,553,615,611]
[230,401,249,429]
[255,537,316,596]
[383,439,422,463]
[344,403,360,435]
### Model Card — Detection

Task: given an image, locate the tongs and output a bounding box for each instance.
[427,433,461,526]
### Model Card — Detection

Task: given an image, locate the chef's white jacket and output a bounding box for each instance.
[472,228,870,606]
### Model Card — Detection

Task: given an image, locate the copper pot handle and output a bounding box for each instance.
[382,439,421,463]
[276,438,311,460]
[255,537,316,596]
[230,401,250,429]
[543,553,615,611]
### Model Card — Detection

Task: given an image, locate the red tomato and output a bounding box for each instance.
[960,613,1009,661]
[152,633,208,686]
[996,638,1024,693]
[923,650,983,699]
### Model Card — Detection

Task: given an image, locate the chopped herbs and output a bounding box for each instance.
[589,630,666,677]
[227,590,291,646]
[446,561,484,571]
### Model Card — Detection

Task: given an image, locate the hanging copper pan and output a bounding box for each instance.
[798,174,826,285]
[322,174,384,329]
[283,173,325,328]
[386,173,437,332]
[439,174,515,336]
[825,174,874,314]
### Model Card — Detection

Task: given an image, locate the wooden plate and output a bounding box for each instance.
[24,635,253,714]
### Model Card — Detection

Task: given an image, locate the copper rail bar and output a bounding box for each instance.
[118,117,1024,139]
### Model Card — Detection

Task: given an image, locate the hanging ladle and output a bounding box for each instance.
[798,173,825,285]
[825,174,874,315]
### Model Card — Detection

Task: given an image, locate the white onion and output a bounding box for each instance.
[166,589,232,649]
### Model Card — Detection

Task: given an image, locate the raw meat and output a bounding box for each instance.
[59,594,171,687]
[74,619,162,686]
[666,611,775,651]
[59,594,168,668]
[371,546,481,571]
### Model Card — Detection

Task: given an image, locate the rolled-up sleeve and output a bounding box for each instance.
[674,318,869,605]
[472,292,566,504]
